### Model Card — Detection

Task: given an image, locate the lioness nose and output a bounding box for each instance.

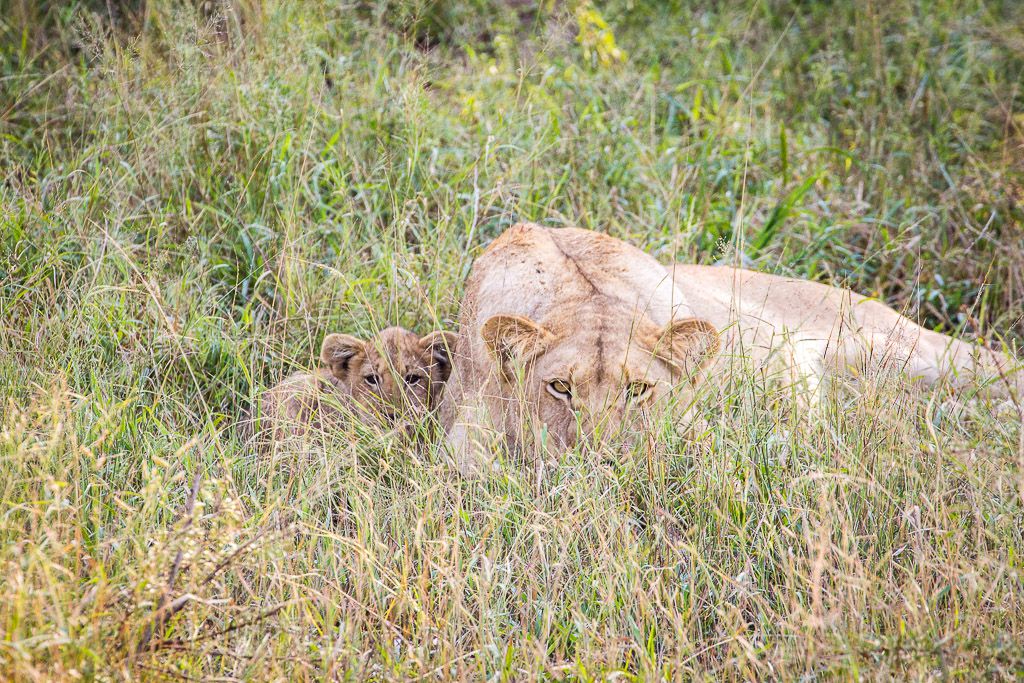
[579,402,628,444]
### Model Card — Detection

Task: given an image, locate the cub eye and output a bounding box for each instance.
[546,379,572,400]
[364,374,381,387]
[404,373,423,385]
[625,381,653,402]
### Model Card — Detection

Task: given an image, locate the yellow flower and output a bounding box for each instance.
[575,2,627,67]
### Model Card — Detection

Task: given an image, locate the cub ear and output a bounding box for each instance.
[480,314,555,382]
[646,318,719,383]
[320,333,366,381]
[419,330,458,382]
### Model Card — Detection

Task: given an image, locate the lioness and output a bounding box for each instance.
[262,326,457,441]
[439,223,720,472]
[669,264,1022,400]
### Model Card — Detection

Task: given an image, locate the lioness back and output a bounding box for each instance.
[467,224,692,328]
[670,264,1022,397]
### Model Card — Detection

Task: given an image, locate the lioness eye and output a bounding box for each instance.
[404,373,423,385]
[625,381,653,402]
[364,374,381,387]
[546,379,572,400]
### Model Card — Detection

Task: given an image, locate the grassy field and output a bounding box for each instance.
[2,0,1024,679]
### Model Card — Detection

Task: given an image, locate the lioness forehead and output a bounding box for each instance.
[543,303,662,349]
[545,336,651,378]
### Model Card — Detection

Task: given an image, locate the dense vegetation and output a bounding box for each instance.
[1,0,1022,679]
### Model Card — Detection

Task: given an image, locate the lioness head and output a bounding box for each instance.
[320,326,457,424]
[480,305,719,452]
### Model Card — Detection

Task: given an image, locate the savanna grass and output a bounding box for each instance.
[1,0,1022,679]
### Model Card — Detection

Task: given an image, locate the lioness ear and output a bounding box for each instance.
[646,318,720,382]
[320,333,366,381]
[481,314,555,382]
[419,330,458,382]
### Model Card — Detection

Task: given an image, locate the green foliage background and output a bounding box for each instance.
[1,0,1022,679]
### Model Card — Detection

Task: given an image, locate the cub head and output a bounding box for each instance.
[321,326,457,424]
[481,308,719,453]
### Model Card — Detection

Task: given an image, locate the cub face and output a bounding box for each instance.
[321,326,457,424]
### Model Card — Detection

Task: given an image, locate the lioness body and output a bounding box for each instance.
[671,264,1022,398]
[440,223,718,471]
[440,223,1021,474]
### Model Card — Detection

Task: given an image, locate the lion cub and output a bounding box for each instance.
[261,326,456,441]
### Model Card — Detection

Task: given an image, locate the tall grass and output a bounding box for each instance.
[1,0,1022,678]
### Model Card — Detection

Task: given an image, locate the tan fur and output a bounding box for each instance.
[669,264,1022,400]
[262,326,456,442]
[439,223,719,473]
